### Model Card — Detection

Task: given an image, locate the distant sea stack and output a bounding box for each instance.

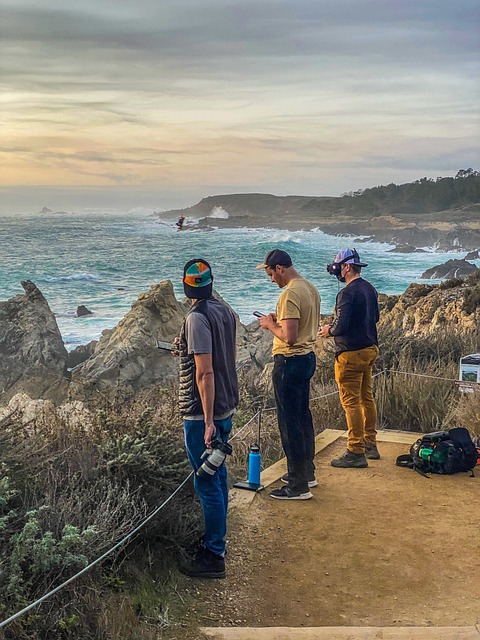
[76,305,93,317]
[421,259,478,279]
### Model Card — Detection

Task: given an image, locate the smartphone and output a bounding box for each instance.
[156,339,175,351]
[253,311,265,318]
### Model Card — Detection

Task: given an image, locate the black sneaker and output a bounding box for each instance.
[281,473,318,488]
[331,450,368,468]
[365,444,381,460]
[179,545,226,579]
[270,486,313,500]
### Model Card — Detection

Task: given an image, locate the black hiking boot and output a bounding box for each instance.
[365,444,381,460]
[179,545,226,579]
[331,450,368,468]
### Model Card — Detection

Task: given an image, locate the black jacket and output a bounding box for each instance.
[329,278,379,355]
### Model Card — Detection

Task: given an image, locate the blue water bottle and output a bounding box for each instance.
[247,443,261,486]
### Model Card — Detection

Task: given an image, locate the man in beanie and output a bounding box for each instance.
[178,259,238,578]
[256,249,320,500]
[320,249,380,468]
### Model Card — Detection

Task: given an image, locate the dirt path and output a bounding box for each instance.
[170,437,480,638]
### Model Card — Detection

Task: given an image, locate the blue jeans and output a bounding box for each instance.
[183,415,232,557]
[272,352,316,493]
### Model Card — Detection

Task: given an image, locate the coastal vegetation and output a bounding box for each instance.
[333,169,480,217]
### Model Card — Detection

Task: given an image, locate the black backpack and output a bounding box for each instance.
[396,427,478,477]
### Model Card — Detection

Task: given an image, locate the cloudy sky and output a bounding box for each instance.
[1,0,479,212]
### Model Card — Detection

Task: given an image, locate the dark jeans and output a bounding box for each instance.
[184,416,232,557]
[272,351,316,493]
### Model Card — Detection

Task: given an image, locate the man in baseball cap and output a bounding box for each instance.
[256,248,320,500]
[178,258,238,578]
[321,248,380,467]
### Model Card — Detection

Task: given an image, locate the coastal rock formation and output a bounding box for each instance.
[421,259,477,279]
[0,280,273,406]
[0,393,93,431]
[70,280,189,395]
[465,250,479,260]
[66,340,99,368]
[71,282,273,397]
[378,271,480,335]
[236,319,273,371]
[0,281,69,403]
[387,244,426,253]
[76,305,93,317]
[1,273,479,407]
[158,182,480,251]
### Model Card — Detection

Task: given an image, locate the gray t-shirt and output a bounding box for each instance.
[185,312,212,355]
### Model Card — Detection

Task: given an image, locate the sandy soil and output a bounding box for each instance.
[168,438,480,638]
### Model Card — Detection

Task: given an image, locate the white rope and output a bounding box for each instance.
[385,369,458,382]
[229,410,261,440]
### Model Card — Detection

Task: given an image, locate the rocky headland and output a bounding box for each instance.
[0,271,479,408]
[159,173,480,252]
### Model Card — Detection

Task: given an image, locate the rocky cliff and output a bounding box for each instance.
[69,281,189,396]
[0,281,69,402]
[420,259,477,280]
[69,281,272,398]
[378,271,480,335]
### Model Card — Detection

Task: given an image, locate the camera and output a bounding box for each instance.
[196,438,233,478]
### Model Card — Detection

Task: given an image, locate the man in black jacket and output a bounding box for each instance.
[320,249,380,468]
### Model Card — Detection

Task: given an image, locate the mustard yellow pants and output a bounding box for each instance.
[334,345,379,454]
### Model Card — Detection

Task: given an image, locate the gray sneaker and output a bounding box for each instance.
[331,450,368,468]
[281,473,318,488]
[365,444,381,460]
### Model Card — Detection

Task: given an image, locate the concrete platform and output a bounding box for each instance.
[201,626,480,639]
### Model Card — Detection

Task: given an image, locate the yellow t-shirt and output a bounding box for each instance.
[272,278,321,356]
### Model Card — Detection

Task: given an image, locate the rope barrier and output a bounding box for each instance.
[384,369,458,383]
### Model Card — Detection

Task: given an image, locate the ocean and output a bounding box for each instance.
[1,211,475,350]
